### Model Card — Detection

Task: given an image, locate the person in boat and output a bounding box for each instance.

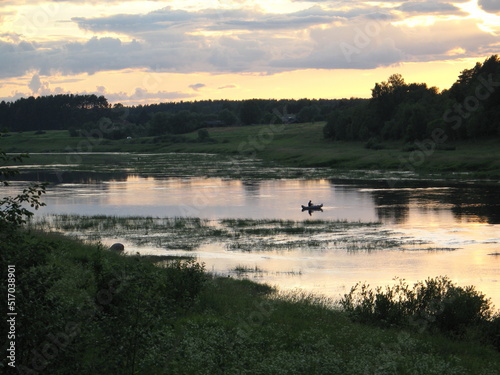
[308,200,313,207]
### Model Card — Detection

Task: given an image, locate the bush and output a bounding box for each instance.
[340,276,495,338]
[364,137,384,150]
[197,128,210,141]
[0,231,209,374]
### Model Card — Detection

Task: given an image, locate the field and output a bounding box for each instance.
[3,124,500,179]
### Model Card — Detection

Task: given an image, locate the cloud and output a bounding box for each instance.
[0,83,197,105]
[106,87,197,105]
[28,73,42,93]
[218,84,237,90]
[397,1,463,15]
[271,18,496,70]
[479,0,500,14]
[71,5,341,36]
[0,2,498,82]
[189,83,206,91]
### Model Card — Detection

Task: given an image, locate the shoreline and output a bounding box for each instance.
[2,125,500,181]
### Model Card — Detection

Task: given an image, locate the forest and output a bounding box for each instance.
[324,55,500,143]
[1,55,499,142]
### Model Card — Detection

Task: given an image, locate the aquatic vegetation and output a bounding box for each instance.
[32,214,454,255]
[232,265,265,274]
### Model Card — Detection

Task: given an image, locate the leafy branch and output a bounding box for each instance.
[0,135,47,230]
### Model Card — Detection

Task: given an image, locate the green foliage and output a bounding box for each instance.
[197,128,210,141]
[324,55,500,142]
[218,108,240,126]
[1,94,110,132]
[340,276,497,342]
[0,231,208,374]
[297,105,321,123]
[149,112,172,136]
[240,99,263,125]
[0,139,47,232]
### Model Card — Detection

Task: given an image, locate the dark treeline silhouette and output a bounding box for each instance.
[2,55,499,142]
[0,94,357,138]
[0,94,110,132]
[324,55,500,143]
[130,98,359,136]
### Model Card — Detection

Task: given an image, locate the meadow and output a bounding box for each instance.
[3,124,500,179]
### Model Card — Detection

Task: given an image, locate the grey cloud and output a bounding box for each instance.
[0,2,497,81]
[479,0,500,14]
[72,6,336,35]
[271,18,495,70]
[189,83,206,91]
[1,84,196,105]
[72,6,196,34]
[28,73,42,93]
[397,1,463,15]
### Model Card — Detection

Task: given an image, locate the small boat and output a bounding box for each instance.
[301,204,323,210]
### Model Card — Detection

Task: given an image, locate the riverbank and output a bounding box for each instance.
[2,230,499,374]
[3,124,500,179]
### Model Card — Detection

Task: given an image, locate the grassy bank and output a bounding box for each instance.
[3,125,500,179]
[1,230,499,374]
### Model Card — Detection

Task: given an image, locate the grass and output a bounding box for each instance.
[3,126,500,179]
[232,264,266,274]
[31,215,451,254]
[2,229,499,374]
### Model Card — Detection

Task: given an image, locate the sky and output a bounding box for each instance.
[0,0,499,105]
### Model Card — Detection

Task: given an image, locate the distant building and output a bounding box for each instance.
[282,115,297,124]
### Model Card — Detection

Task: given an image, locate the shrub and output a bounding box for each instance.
[340,276,495,338]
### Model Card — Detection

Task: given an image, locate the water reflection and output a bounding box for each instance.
[9,171,500,224]
[8,170,500,307]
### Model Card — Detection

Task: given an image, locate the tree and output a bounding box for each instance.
[1,137,46,233]
[149,112,172,136]
[240,100,262,125]
[297,105,321,123]
[218,109,239,126]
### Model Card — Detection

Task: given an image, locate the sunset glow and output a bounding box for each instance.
[1,0,499,104]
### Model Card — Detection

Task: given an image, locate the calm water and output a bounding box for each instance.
[7,154,500,306]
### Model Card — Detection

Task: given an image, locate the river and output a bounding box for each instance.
[6,152,500,307]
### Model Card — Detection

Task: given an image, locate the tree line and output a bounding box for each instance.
[324,55,500,143]
[0,94,110,132]
[0,94,350,138]
[1,55,499,142]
